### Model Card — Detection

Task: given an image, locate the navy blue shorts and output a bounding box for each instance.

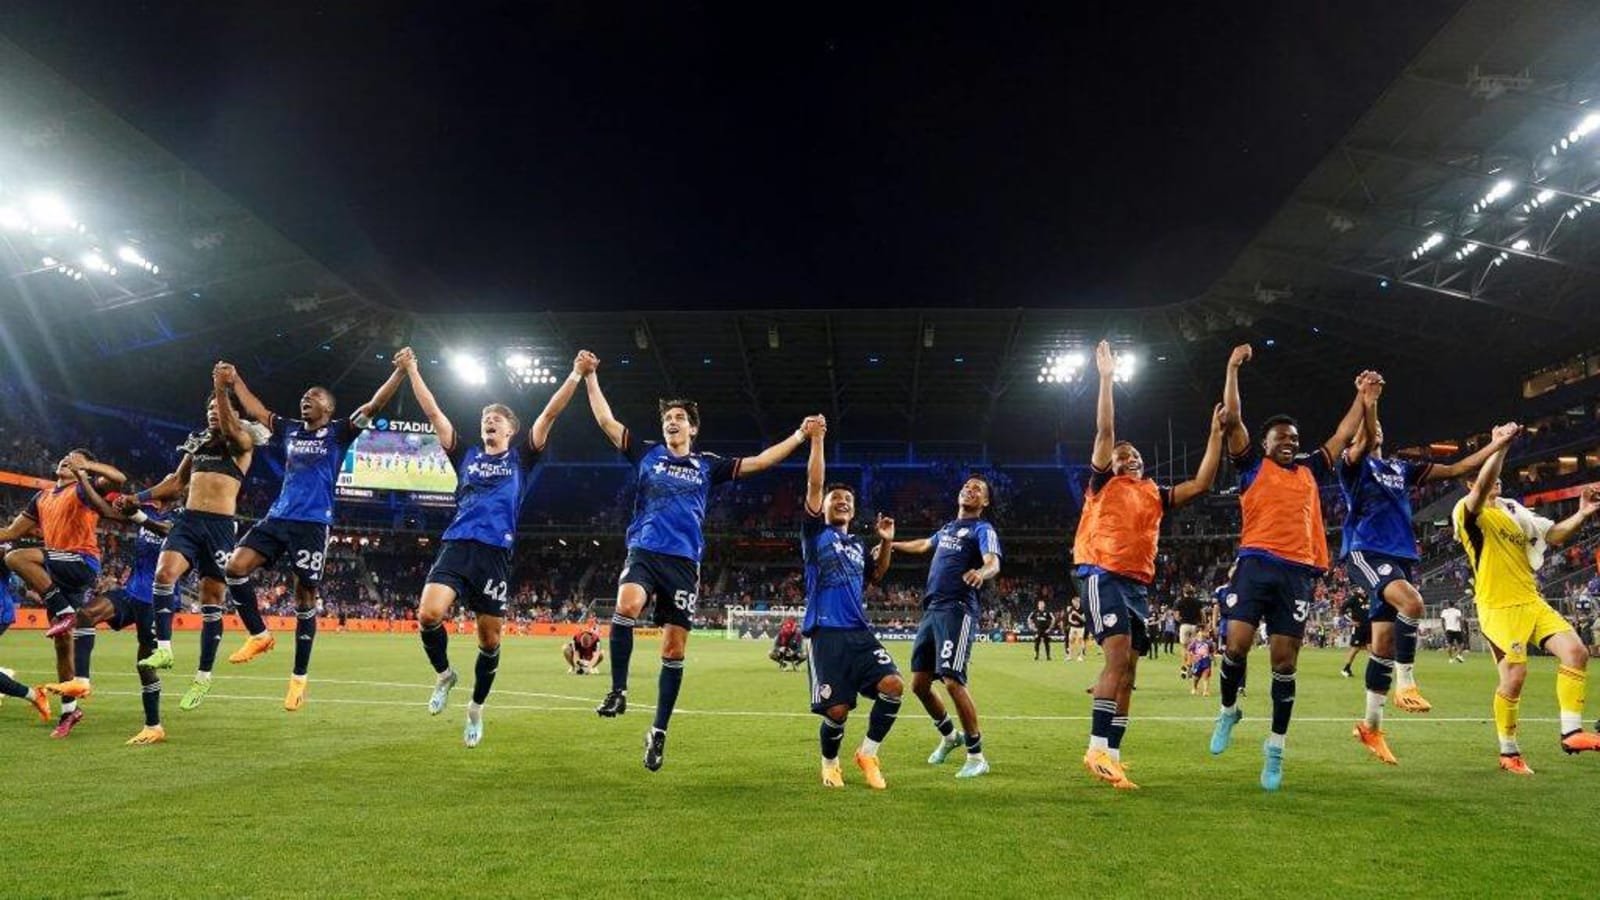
[806,627,899,714]
[238,517,331,586]
[910,606,978,684]
[162,510,237,582]
[1076,569,1152,654]
[1344,551,1415,623]
[426,540,510,617]
[104,589,154,642]
[619,548,700,630]
[1229,555,1316,640]
[44,550,100,612]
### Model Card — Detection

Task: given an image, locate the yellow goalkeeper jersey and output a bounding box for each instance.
[1452,499,1543,610]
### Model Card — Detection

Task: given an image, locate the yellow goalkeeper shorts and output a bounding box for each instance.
[1476,600,1573,664]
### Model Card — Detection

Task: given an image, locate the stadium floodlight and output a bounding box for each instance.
[502,349,558,387]
[1522,188,1558,213]
[116,245,160,274]
[26,193,76,231]
[1409,232,1446,259]
[81,251,116,276]
[1038,351,1087,385]
[449,352,489,386]
[1452,242,1481,261]
[0,206,27,231]
[1469,179,1516,214]
[1113,352,1137,383]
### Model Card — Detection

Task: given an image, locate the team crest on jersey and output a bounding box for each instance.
[956,527,970,538]
[1511,642,1524,654]
[1226,593,1238,608]
[316,427,328,438]
[1378,564,1393,576]
[1103,613,1118,627]
[819,684,832,700]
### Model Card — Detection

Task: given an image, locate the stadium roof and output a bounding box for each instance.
[7,1,1600,454]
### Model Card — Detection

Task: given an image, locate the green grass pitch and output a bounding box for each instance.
[1,631,1593,898]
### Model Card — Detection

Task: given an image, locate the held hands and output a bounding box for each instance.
[1212,402,1235,433]
[391,347,416,372]
[573,350,599,378]
[1355,370,1385,402]
[875,513,895,542]
[212,361,237,387]
[800,415,827,439]
[1490,422,1522,445]
[114,494,140,514]
[1227,344,1252,369]
[1580,485,1600,517]
[1095,340,1116,378]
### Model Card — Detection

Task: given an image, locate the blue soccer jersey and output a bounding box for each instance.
[800,509,871,634]
[441,437,541,549]
[124,505,169,603]
[266,417,362,525]
[1337,453,1431,561]
[621,432,739,562]
[923,518,1001,616]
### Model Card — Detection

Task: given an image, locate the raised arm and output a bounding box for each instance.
[71,467,121,519]
[582,364,627,450]
[400,354,456,451]
[805,416,826,514]
[1091,340,1116,469]
[870,513,895,583]
[1321,373,1372,462]
[1171,403,1231,509]
[738,416,817,477]
[212,369,255,452]
[1547,485,1599,547]
[71,454,127,490]
[1426,425,1520,483]
[352,348,411,424]
[1345,374,1382,467]
[221,362,274,426]
[890,537,934,555]
[528,351,592,451]
[1222,344,1251,456]
[135,455,193,504]
[1462,424,1520,516]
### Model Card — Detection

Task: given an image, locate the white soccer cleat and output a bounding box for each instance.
[928,732,964,765]
[428,669,458,716]
[463,715,483,749]
[955,756,990,779]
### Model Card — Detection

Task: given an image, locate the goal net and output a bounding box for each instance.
[723,606,806,640]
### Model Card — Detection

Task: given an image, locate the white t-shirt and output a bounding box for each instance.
[1440,607,1464,632]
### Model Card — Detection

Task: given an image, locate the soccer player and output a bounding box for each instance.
[0,449,127,736]
[1076,340,1229,790]
[215,353,407,710]
[1338,588,1370,679]
[770,617,807,670]
[1189,631,1214,697]
[564,626,605,675]
[1028,600,1055,661]
[404,349,585,748]
[800,418,900,788]
[1451,434,1600,773]
[583,355,817,772]
[1207,344,1372,790]
[1440,600,1468,662]
[1338,374,1522,762]
[58,495,174,744]
[132,369,262,711]
[1065,597,1087,661]
[889,475,1001,779]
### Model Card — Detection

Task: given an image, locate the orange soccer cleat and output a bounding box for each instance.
[1353,722,1399,765]
[283,676,308,712]
[227,634,276,665]
[820,763,844,788]
[42,678,93,700]
[1559,731,1600,755]
[854,751,888,790]
[1083,749,1138,790]
[1498,753,1535,776]
[28,686,51,722]
[125,725,167,746]
[1393,686,1432,713]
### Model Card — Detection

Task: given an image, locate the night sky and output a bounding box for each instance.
[0,1,1462,312]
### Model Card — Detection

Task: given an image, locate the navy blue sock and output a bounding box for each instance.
[1220,653,1246,708]
[964,731,984,756]
[198,604,225,672]
[820,716,846,761]
[0,669,26,699]
[1109,715,1129,751]
[1270,669,1296,736]
[1395,614,1419,665]
[42,586,69,617]
[227,577,267,636]
[420,621,450,674]
[652,658,684,731]
[73,628,96,680]
[1091,697,1116,741]
[151,584,175,642]
[293,609,317,677]
[472,646,499,704]
[933,713,956,738]
[139,667,161,727]
[866,694,901,742]
[609,614,635,693]
[1365,656,1395,694]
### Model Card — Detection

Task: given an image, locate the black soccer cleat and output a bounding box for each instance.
[596,690,627,718]
[643,728,666,771]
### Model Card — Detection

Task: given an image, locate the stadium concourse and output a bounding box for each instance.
[8,0,1600,897]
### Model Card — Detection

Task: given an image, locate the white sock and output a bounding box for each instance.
[1498,736,1520,755]
[1220,703,1238,715]
[436,669,453,685]
[23,687,36,702]
[1088,735,1109,752]
[467,701,483,723]
[858,738,881,757]
[1394,663,1416,690]
[1560,711,1583,735]
[196,670,212,682]
[1266,732,1286,749]
[1108,748,1121,762]
[157,640,172,651]
[61,699,76,714]
[822,756,839,767]
[291,674,307,684]
[1365,691,1386,729]
[966,752,985,762]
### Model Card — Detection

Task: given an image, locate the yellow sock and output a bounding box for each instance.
[1556,665,1587,734]
[1493,690,1521,753]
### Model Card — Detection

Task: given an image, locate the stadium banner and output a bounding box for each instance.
[870,627,997,643]
[1522,483,1588,507]
[336,417,457,501]
[8,608,611,637]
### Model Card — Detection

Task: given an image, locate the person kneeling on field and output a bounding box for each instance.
[564,626,605,675]
[770,617,807,671]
